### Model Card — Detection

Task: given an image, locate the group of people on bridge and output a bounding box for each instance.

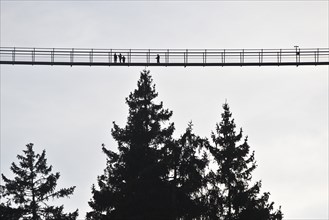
[113,53,126,63]
[113,53,161,64]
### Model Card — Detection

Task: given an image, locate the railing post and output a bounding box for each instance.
[129,49,131,64]
[223,49,226,64]
[51,48,55,64]
[90,49,93,65]
[32,48,36,64]
[185,49,188,65]
[166,49,169,65]
[12,47,15,63]
[109,49,112,64]
[183,51,186,64]
[70,48,74,66]
[147,49,150,64]
[240,49,244,64]
[277,49,281,65]
[294,46,300,65]
[259,49,263,65]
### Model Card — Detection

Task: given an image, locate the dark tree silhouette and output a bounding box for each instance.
[169,122,209,219]
[86,70,283,220]
[0,143,78,220]
[87,70,175,220]
[207,103,283,220]
[0,189,24,220]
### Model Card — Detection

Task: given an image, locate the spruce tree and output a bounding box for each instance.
[208,103,283,220]
[1,143,78,220]
[170,122,209,219]
[87,70,175,220]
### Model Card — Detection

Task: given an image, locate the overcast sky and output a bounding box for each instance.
[0,1,328,219]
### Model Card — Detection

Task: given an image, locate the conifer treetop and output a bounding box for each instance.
[1,143,78,220]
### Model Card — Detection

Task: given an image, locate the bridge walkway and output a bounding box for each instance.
[1,47,328,67]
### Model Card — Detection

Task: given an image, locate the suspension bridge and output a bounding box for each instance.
[0,47,328,67]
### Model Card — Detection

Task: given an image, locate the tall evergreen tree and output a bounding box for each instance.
[87,70,175,220]
[170,122,209,219]
[0,143,78,220]
[207,103,283,220]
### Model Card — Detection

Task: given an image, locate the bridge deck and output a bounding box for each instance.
[1,47,328,67]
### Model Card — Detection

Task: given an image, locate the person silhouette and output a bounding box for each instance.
[114,53,118,63]
[156,54,160,63]
[122,56,126,63]
[119,53,122,63]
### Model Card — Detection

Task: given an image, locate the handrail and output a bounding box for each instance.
[1,47,328,66]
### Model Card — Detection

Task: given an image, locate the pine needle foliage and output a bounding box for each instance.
[87,70,283,220]
[87,70,175,220]
[207,103,283,220]
[1,143,78,220]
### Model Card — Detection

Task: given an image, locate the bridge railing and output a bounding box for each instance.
[0,47,328,66]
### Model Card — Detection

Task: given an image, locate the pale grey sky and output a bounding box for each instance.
[0,1,328,219]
